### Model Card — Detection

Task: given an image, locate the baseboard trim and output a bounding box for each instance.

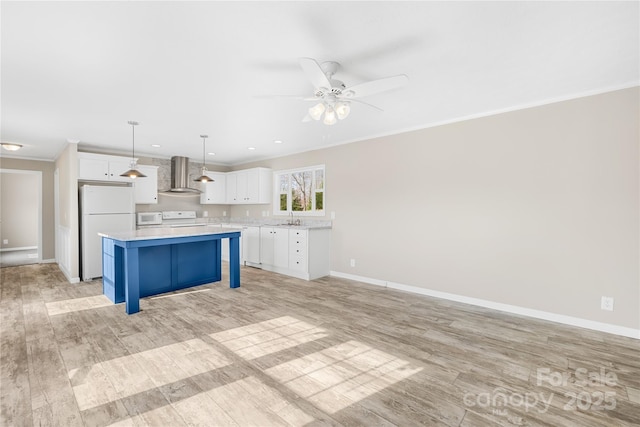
[329,271,640,340]
[0,246,38,252]
[58,262,80,284]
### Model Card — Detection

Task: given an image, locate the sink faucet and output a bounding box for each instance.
[289,211,293,225]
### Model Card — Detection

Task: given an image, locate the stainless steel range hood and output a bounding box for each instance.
[166,156,201,193]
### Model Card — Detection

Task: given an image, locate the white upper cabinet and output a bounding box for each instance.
[78,153,158,204]
[78,152,136,183]
[108,160,136,182]
[226,167,271,204]
[133,165,159,204]
[78,155,110,180]
[200,172,226,204]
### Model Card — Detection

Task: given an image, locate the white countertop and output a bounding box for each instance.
[209,222,332,230]
[138,222,332,231]
[99,226,240,242]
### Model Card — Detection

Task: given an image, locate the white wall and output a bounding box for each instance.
[55,142,79,282]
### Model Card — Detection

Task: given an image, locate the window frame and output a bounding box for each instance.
[273,164,325,217]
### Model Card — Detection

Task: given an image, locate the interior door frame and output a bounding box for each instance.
[0,168,43,263]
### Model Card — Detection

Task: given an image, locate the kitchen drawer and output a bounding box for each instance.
[289,254,307,272]
[289,229,307,246]
[290,244,306,258]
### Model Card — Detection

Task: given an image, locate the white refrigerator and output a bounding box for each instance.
[80,185,135,281]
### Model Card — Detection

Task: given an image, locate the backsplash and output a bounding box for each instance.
[144,157,206,192]
[136,157,228,217]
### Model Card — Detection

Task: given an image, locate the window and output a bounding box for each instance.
[274,165,325,216]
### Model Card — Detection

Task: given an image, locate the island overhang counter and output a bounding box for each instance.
[99,226,241,314]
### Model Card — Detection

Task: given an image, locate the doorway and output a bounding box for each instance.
[0,169,42,267]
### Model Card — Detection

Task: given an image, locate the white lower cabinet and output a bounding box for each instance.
[216,223,331,280]
[260,227,331,280]
[242,226,261,266]
[288,229,308,272]
[219,224,244,263]
[260,227,289,269]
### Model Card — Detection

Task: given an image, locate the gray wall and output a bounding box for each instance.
[232,87,640,331]
[0,172,38,249]
[0,157,55,260]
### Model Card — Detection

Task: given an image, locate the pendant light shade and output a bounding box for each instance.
[120,121,146,179]
[194,135,214,183]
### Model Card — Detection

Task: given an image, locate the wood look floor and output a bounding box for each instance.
[1,263,639,426]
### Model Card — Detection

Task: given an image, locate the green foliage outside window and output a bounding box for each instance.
[274,165,325,215]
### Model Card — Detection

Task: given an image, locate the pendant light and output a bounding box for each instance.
[194,135,214,183]
[120,120,147,179]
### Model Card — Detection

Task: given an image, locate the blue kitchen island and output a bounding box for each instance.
[99,226,241,314]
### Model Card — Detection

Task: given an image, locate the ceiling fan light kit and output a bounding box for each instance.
[335,102,350,120]
[296,57,407,125]
[323,105,337,125]
[308,102,326,120]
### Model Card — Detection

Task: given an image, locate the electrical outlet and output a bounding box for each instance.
[331,211,336,220]
[2,239,7,245]
[203,211,208,218]
[601,296,614,311]
[246,210,249,216]
[350,259,356,267]
[223,211,227,217]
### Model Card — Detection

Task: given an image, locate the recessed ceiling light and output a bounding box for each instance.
[208,152,216,156]
[151,144,161,148]
[1,142,22,151]
[247,147,256,150]
[274,140,283,144]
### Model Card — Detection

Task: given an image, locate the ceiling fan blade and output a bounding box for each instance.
[299,57,332,90]
[254,94,306,100]
[254,94,320,103]
[343,74,408,98]
[302,114,312,122]
[341,97,384,112]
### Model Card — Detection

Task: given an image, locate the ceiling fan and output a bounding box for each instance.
[271,57,408,125]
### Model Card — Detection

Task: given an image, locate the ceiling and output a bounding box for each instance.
[1,1,638,165]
